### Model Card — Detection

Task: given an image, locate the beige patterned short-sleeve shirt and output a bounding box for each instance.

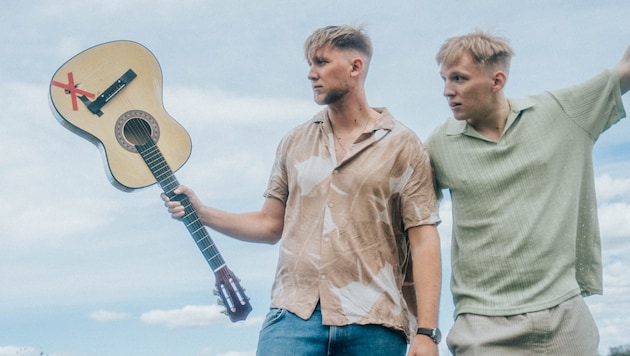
[264,107,440,341]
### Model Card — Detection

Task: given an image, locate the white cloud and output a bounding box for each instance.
[0,347,75,356]
[36,0,209,19]
[586,259,630,351]
[228,315,265,329]
[140,304,225,328]
[436,198,453,247]
[163,86,317,126]
[598,202,630,242]
[53,37,86,64]
[6,195,118,242]
[89,310,131,322]
[216,351,256,356]
[596,174,630,202]
[0,347,40,356]
[193,348,257,356]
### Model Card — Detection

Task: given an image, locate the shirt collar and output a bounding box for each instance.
[311,107,395,132]
[444,97,536,137]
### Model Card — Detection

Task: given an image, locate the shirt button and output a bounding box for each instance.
[321,275,326,280]
[328,202,333,208]
[333,169,339,174]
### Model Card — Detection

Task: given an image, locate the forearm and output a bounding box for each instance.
[407,225,441,355]
[409,225,442,327]
[199,207,282,244]
[197,197,284,244]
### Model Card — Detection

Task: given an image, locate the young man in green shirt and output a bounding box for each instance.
[426,31,630,355]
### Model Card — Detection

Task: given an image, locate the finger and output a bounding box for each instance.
[174,209,185,219]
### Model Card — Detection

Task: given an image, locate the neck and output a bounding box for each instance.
[328,100,377,161]
[467,98,510,141]
[327,94,376,132]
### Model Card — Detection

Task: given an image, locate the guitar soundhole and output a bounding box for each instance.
[124,118,152,145]
[115,110,160,153]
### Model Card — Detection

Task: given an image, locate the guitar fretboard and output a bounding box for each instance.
[136,140,226,272]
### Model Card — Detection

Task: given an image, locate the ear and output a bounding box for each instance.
[491,71,507,92]
[350,57,364,78]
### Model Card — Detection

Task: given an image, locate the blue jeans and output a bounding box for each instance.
[256,305,407,356]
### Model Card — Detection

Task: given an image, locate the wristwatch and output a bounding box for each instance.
[417,327,441,344]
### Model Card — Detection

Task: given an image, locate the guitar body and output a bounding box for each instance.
[49,40,191,191]
[49,41,252,322]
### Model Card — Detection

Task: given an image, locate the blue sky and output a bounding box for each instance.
[1,1,629,355]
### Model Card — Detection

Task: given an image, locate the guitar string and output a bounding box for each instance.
[119,93,224,264]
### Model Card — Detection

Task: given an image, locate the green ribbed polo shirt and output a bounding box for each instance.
[426,69,626,317]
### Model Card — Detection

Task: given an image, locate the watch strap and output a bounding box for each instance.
[416,327,441,344]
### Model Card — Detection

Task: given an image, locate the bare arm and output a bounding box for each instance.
[407,224,441,356]
[161,185,284,244]
[614,46,630,94]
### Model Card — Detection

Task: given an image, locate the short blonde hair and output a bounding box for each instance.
[436,30,513,72]
[304,25,373,65]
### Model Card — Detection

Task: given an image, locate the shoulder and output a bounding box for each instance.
[387,120,430,159]
[279,109,326,144]
[425,118,457,149]
[543,70,619,102]
[379,108,423,142]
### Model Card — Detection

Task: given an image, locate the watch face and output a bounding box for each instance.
[433,328,442,344]
[418,328,441,344]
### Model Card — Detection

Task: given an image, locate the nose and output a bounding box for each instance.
[308,65,318,81]
[443,81,455,98]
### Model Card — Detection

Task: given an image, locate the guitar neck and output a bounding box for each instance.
[137,138,251,322]
[136,140,226,272]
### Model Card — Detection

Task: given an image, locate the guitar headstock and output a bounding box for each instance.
[213,266,252,322]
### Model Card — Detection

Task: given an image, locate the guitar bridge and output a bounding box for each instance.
[79,69,137,117]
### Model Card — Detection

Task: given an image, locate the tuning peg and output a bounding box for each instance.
[220,308,227,315]
[217,298,224,306]
[212,289,219,296]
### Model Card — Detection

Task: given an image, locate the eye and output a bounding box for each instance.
[308,56,326,67]
[313,56,329,66]
[442,74,465,83]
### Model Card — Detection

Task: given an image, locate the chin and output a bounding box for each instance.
[313,95,326,105]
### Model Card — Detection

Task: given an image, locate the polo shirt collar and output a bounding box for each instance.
[444,97,536,138]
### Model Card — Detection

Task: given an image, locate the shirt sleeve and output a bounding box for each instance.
[400,134,441,229]
[549,69,626,140]
[263,135,290,204]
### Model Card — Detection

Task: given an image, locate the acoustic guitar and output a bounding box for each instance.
[49,40,252,322]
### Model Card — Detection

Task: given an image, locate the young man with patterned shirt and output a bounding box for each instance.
[163,25,442,356]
